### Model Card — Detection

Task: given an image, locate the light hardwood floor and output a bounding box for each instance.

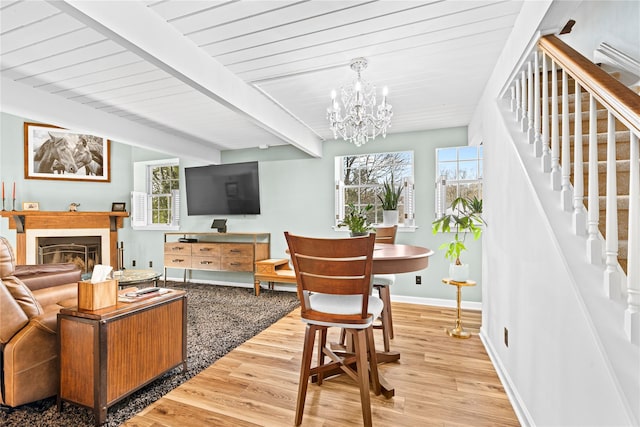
[124,302,519,426]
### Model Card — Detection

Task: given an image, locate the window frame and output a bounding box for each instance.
[131,158,180,231]
[334,150,415,229]
[434,145,483,219]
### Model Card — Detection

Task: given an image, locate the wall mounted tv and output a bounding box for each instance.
[185,161,261,215]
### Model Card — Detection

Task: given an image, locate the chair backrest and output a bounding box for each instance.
[284,232,376,325]
[373,225,397,244]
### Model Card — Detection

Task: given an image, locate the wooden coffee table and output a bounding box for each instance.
[57,289,187,425]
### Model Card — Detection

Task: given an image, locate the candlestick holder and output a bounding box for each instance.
[1,198,5,211]
[12,198,16,211]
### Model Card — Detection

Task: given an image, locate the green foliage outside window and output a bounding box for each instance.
[150,165,179,225]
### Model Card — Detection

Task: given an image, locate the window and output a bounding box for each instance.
[131,159,180,230]
[335,151,414,226]
[435,146,483,218]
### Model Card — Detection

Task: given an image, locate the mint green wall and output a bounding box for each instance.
[1,111,481,302]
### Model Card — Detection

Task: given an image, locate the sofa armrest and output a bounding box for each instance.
[32,283,78,308]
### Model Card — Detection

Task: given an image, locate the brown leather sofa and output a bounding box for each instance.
[0,236,81,407]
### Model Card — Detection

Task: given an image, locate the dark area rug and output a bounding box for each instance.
[0,282,299,427]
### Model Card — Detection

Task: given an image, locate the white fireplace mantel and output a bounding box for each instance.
[0,210,128,266]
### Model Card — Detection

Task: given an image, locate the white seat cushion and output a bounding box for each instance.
[303,293,384,329]
[373,274,395,287]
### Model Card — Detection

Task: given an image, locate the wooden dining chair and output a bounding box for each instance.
[284,232,383,427]
[373,225,398,352]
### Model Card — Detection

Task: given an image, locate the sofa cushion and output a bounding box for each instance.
[0,236,16,277]
[3,276,44,319]
[0,279,29,344]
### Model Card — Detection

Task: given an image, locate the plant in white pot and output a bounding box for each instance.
[431,196,485,282]
[338,203,374,236]
[378,176,403,225]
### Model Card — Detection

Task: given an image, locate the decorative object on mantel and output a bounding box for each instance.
[23,122,111,182]
[432,196,485,282]
[338,203,374,236]
[2,180,17,211]
[22,202,39,211]
[68,203,80,212]
[326,57,393,147]
[111,202,126,212]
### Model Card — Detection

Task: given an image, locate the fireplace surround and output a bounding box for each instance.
[0,210,128,268]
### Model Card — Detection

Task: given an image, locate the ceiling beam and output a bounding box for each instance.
[1,76,221,163]
[49,0,323,158]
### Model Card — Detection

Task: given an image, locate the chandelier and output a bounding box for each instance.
[327,57,393,147]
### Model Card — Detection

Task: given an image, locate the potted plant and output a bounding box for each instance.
[431,196,485,281]
[338,203,374,236]
[378,175,403,225]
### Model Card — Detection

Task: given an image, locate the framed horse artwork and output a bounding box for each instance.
[24,122,111,182]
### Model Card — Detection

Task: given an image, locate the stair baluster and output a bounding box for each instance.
[533,52,542,157]
[625,132,639,343]
[541,53,551,172]
[527,59,535,144]
[561,69,573,210]
[521,70,527,132]
[515,77,522,122]
[551,60,561,190]
[587,95,603,265]
[604,112,621,299]
[573,80,587,235]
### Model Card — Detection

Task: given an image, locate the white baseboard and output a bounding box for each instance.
[164,275,481,308]
[479,327,533,427]
[392,294,482,311]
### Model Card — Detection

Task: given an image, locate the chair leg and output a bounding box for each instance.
[317,327,328,385]
[377,285,393,351]
[296,324,317,426]
[352,328,373,427]
[365,326,381,396]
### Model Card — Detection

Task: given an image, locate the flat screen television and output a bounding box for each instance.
[184,161,261,215]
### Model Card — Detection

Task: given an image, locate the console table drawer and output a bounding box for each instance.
[192,243,221,257]
[221,244,253,257]
[221,257,253,272]
[191,256,221,270]
[164,254,191,268]
[164,242,191,255]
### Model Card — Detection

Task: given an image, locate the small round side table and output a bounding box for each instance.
[442,277,476,339]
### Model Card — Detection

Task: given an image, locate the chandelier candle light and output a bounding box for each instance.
[327,57,393,147]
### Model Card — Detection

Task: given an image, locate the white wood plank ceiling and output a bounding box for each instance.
[0,0,524,161]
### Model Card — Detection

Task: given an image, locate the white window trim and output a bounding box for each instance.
[334,151,416,231]
[131,158,180,231]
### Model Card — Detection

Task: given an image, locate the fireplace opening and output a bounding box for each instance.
[37,236,101,276]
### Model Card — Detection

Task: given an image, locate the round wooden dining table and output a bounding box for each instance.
[344,243,434,397]
[372,243,434,274]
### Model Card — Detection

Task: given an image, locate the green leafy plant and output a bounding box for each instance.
[431,196,485,265]
[338,203,374,235]
[377,176,403,210]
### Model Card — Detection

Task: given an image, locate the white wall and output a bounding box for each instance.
[474,0,640,425]
[1,111,483,305]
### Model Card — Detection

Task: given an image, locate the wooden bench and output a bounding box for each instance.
[254,258,297,296]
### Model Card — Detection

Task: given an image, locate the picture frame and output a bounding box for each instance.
[24,122,111,182]
[111,202,126,212]
[22,202,40,211]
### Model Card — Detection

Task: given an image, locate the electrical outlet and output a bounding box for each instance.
[504,327,509,347]
[415,275,422,285]
[149,261,153,268]
[132,260,136,267]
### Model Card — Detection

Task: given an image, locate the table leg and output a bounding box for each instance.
[447,284,471,339]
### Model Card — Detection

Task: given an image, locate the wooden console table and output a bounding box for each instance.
[57,290,187,425]
[163,232,270,285]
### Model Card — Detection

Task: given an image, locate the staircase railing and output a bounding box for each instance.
[506,34,640,344]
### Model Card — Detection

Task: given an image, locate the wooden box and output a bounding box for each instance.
[78,279,117,311]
